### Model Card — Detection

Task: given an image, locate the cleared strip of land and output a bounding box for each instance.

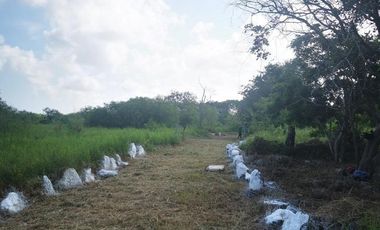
[1,138,263,229]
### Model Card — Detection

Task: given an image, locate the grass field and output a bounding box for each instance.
[0,125,180,193]
[1,137,265,229]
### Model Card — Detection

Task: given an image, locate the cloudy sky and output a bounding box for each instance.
[0,0,293,113]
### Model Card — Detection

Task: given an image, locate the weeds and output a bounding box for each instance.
[0,124,180,193]
[248,126,321,144]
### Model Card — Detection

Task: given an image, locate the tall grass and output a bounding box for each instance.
[0,124,180,192]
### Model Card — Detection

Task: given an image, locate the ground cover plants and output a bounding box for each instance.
[0,124,180,194]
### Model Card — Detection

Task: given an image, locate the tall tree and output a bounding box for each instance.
[234,0,380,170]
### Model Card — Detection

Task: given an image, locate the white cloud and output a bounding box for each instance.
[23,0,48,7]
[1,0,292,113]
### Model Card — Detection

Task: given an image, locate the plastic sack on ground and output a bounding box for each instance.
[128,143,137,158]
[263,199,289,206]
[136,145,145,156]
[43,175,57,196]
[249,169,263,191]
[226,144,235,156]
[264,181,279,190]
[232,155,244,168]
[230,149,240,159]
[115,154,129,167]
[0,192,27,214]
[109,157,118,170]
[82,168,95,183]
[97,169,118,178]
[265,208,309,230]
[227,144,239,159]
[236,162,249,179]
[102,156,117,170]
[57,168,83,190]
[245,172,251,181]
[206,165,225,171]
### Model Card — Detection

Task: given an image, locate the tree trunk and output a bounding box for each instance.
[358,124,380,174]
[285,125,295,149]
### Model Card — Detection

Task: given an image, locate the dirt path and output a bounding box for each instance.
[1,138,263,229]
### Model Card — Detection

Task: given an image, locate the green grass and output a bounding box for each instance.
[0,124,180,192]
[247,126,322,144]
[359,211,380,230]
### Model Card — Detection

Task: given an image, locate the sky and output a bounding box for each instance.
[0,0,293,114]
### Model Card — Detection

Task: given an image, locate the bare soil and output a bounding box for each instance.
[0,138,265,229]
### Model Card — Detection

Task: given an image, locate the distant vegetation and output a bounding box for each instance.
[0,92,239,192]
[79,91,239,134]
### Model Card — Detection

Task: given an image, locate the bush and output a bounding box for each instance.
[293,139,331,160]
[243,137,286,155]
[243,136,331,160]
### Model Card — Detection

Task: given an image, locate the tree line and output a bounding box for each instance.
[0,92,240,136]
[234,0,380,173]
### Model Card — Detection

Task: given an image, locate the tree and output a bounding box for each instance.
[42,107,63,124]
[234,0,380,171]
[164,91,199,137]
[0,98,17,134]
[199,104,219,132]
[208,100,240,131]
[164,91,197,104]
[179,104,198,139]
[240,61,332,149]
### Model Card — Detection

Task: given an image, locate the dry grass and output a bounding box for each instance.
[0,138,264,229]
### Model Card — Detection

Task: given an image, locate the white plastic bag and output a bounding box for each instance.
[97,169,118,178]
[57,168,83,190]
[0,192,27,214]
[236,162,249,179]
[115,154,129,166]
[230,149,240,159]
[265,208,309,230]
[136,145,145,156]
[232,155,244,167]
[128,143,137,158]
[109,157,118,170]
[248,169,263,191]
[206,165,225,171]
[245,172,251,181]
[82,168,95,183]
[102,156,118,170]
[43,175,57,196]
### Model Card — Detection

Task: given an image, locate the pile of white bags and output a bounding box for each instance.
[0,192,27,214]
[57,168,83,190]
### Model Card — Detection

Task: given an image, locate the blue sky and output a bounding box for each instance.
[0,0,292,113]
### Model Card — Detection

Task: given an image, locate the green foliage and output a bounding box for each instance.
[359,212,380,230]
[42,107,63,124]
[0,97,42,134]
[242,131,330,159]
[164,91,197,104]
[239,61,332,129]
[179,104,198,130]
[242,137,285,155]
[245,125,321,145]
[0,125,180,192]
[83,97,179,128]
[198,104,219,131]
[236,0,380,165]
[75,92,238,136]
